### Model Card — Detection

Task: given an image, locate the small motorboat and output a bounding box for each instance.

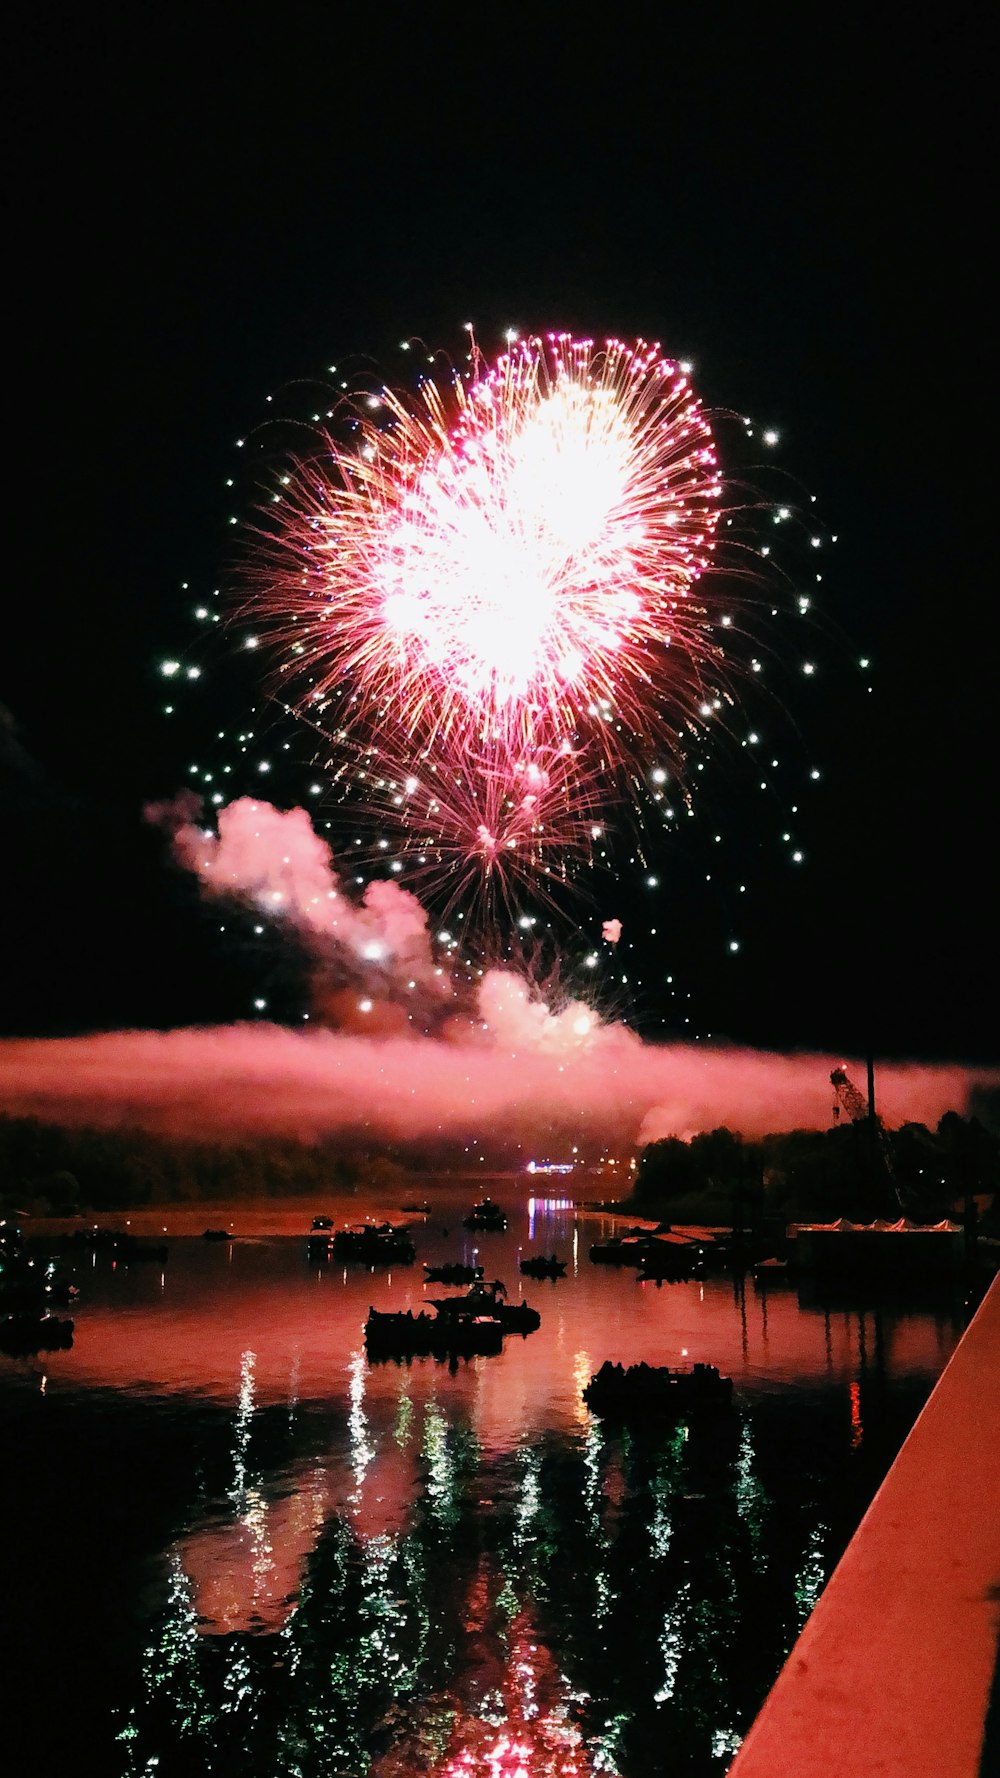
[331,1222,416,1265]
[463,1198,508,1232]
[583,1360,733,1420]
[424,1261,483,1284]
[0,1313,75,1357]
[426,1279,540,1336]
[519,1254,567,1280]
[590,1234,686,1268]
[751,1256,794,1285]
[364,1308,503,1362]
[636,1242,697,1283]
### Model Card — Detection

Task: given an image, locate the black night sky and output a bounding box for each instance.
[4,11,995,1062]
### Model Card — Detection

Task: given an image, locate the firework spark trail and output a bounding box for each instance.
[242,335,726,890]
[324,733,612,918]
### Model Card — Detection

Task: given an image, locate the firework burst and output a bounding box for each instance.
[244,334,726,774]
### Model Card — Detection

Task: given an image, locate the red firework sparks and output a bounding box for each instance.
[233,332,742,912]
[317,732,610,917]
[245,334,724,767]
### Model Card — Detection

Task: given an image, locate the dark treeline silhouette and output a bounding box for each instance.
[0,1114,406,1214]
[632,1113,1000,1227]
[2,1107,998,1225]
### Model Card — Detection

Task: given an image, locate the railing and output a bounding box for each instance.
[728,1270,1000,1778]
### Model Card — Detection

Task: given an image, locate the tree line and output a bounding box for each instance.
[631,1112,999,1226]
[0,1114,405,1213]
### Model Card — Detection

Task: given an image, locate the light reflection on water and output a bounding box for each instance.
[0,1186,969,1776]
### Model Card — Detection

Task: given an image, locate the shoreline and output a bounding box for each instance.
[9,1187,637,1242]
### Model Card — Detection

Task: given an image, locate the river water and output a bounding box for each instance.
[0,1184,970,1776]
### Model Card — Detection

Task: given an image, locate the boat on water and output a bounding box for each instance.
[751,1256,794,1285]
[636,1244,697,1283]
[366,1275,540,1361]
[0,1256,79,1313]
[589,1234,684,1267]
[583,1360,733,1420]
[519,1254,567,1279]
[330,1222,416,1264]
[364,1308,503,1362]
[423,1261,483,1284]
[425,1279,540,1335]
[463,1198,508,1232]
[0,1313,75,1357]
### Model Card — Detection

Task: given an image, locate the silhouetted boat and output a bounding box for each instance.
[0,1254,78,1312]
[589,1234,672,1266]
[463,1198,508,1232]
[202,1228,231,1241]
[636,1243,697,1282]
[426,1279,540,1335]
[0,1313,75,1356]
[751,1256,793,1284]
[364,1308,503,1362]
[331,1222,416,1264]
[424,1261,483,1284]
[519,1254,567,1279]
[583,1360,733,1420]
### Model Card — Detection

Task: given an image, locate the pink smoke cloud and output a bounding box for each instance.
[8,796,961,1153]
[154,795,445,990]
[147,797,638,1046]
[0,1023,993,1150]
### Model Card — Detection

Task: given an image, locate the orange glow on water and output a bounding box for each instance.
[849,1379,863,1450]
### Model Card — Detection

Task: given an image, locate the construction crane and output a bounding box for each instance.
[830,1061,906,1212]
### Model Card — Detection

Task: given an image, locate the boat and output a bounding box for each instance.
[364,1308,503,1362]
[365,1275,540,1361]
[589,1234,674,1266]
[331,1222,416,1264]
[423,1261,483,1284]
[583,1360,733,1420]
[425,1279,540,1335]
[463,1198,508,1232]
[0,1254,78,1312]
[635,1243,697,1283]
[0,1313,75,1357]
[202,1228,231,1241]
[519,1254,567,1279]
[751,1256,793,1284]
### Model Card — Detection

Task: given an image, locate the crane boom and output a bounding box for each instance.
[830,1065,905,1212]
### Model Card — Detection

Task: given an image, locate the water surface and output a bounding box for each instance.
[0,1185,968,1775]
